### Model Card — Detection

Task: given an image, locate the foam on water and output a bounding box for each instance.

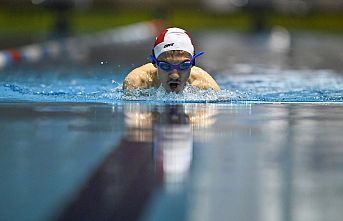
[120,85,233,103]
[217,68,343,103]
[0,65,342,104]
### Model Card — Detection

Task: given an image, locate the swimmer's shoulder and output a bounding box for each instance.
[123,63,159,90]
[189,66,220,91]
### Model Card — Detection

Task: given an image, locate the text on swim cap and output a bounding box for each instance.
[164,43,174,48]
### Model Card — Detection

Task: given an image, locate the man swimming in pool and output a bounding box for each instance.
[123,27,220,93]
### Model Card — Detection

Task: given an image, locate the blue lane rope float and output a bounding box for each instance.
[0,20,164,69]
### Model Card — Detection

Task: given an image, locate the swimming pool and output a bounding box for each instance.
[1,30,343,221]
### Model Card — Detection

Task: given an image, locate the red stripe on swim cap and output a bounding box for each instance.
[184,31,193,44]
[154,29,168,47]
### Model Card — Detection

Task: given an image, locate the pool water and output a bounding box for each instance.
[1,102,343,221]
[1,64,342,103]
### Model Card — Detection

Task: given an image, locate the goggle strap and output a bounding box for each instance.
[150,54,157,64]
[193,51,205,60]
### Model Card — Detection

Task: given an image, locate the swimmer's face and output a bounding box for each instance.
[155,51,192,93]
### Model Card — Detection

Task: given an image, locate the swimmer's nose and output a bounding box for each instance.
[169,69,180,80]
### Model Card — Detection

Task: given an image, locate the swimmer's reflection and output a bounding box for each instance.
[153,106,193,185]
[57,105,216,221]
[124,104,217,142]
[124,104,217,185]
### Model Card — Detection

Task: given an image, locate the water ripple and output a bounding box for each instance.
[1,67,343,104]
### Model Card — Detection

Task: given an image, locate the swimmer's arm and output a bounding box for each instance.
[188,66,220,91]
[123,63,158,90]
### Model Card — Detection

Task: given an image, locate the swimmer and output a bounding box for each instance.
[123,27,220,93]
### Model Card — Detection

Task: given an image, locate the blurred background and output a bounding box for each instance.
[0,0,343,71]
[1,0,342,47]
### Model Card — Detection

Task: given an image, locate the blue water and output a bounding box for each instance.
[1,64,342,104]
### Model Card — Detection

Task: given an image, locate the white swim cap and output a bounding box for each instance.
[153,27,194,59]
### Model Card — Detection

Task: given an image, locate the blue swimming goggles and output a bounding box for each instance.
[150,52,205,72]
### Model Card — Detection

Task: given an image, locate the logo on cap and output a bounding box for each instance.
[163,43,174,48]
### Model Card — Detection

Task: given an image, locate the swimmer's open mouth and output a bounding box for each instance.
[169,82,179,91]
